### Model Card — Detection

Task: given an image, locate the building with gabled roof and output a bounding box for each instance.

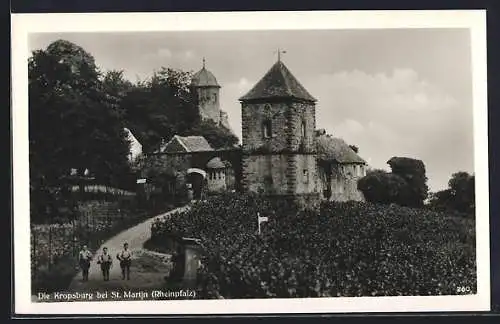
[141,56,367,206]
[124,127,143,163]
[158,135,213,154]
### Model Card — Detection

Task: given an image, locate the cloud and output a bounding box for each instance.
[183,50,194,60]
[157,48,173,58]
[300,68,471,191]
[335,119,365,135]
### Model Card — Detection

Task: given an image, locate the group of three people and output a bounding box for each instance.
[78,242,132,281]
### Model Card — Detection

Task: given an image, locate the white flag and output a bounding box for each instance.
[257,212,269,235]
[258,216,269,225]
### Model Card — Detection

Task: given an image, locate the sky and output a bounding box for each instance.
[29,29,474,192]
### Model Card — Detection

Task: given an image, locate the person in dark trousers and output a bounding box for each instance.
[78,245,93,281]
[170,244,185,282]
[97,247,113,281]
[117,242,132,280]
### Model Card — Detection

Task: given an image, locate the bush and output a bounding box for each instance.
[387,157,429,207]
[357,170,407,205]
[428,172,475,217]
[151,193,476,298]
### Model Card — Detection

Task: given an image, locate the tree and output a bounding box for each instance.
[29,39,131,183]
[358,170,407,205]
[120,68,200,152]
[428,171,475,215]
[29,40,131,221]
[185,119,239,149]
[387,157,429,207]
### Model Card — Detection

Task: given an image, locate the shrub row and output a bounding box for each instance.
[151,193,476,298]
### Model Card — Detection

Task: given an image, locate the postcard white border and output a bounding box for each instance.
[12,10,489,314]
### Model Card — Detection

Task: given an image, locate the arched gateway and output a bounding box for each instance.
[186,168,207,200]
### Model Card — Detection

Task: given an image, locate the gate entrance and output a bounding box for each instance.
[186,168,207,200]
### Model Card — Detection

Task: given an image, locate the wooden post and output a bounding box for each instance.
[48,227,52,271]
[181,237,203,289]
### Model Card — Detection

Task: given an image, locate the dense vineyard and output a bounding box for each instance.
[151,193,476,298]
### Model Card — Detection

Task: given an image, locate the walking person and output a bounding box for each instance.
[78,245,93,282]
[116,242,132,280]
[97,247,113,281]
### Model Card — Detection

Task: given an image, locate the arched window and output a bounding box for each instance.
[213,93,217,103]
[263,119,272,138]
[301,120,306,139]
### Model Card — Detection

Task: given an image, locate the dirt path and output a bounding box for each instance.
[67,205,189,292]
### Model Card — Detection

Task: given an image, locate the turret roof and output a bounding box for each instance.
[191,60,220,87]
[239,60,316,102]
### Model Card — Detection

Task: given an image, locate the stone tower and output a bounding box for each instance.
[239,58,320,206]
[191,59,221,125]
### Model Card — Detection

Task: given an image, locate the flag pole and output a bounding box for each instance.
[257,212,261,235]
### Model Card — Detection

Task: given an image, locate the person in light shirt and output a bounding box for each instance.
[97,247,113,281]
[116,242,132,280]
[78,245,93,281]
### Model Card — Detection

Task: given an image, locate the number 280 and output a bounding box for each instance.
[456,286,471,293]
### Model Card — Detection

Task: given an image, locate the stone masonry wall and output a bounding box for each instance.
[197,87,220,125]
[241,100,317,197]
[329,164,366,202]
[294,154,320,194]
[242,154,289,194]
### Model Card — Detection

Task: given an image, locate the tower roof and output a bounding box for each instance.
[191,59,220,87]
[239,60,316,103]
[206,157,226,169]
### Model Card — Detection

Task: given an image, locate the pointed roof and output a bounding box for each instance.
[239,60,316,103]
[191,59,220,88]
[316,134,366,164]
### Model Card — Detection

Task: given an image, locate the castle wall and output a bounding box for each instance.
[241,100,318,198]
[141,154,191,179]
[196,87,220,124]
[241,102,289,152]
[220,111,231,130]
[318,163,366,202]
[241,101,316,152]
[294,154,320,194]
[225,167,236,191]
[242,154,289,194]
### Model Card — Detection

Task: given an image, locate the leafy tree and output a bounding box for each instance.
[29,40,131,221]
[387,157,429,207]
[185,119,239,149]
[101,69,133,116]
[428,171,475,215]
[29,39,131,183]
[357,170,407,205]
[120,68,200,152]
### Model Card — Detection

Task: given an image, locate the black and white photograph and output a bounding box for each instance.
[12,10,489,314]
